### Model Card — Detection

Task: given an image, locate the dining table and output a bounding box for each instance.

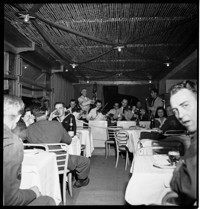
[68,135,81,155]
[125,154,174,205]
[124,127,152,154]
[77,127,94,157]
[20,149,62,205]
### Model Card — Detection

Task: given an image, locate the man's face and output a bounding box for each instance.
[70,101,76,108]
[166,106,173,117]
[81,89,87,97]
[150,91,156,99]
[55,103,65,117]
[96,102,102,110]
[170,89,197,133]
[114,103,119,109]
[121,99,128,107]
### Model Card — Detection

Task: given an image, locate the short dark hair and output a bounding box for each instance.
[54,101,65,107]
[96,100,102,104]
[31,104,47,117]
[151,88,158,94]
[169,80,197,96]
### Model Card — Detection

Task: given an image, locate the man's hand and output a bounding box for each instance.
[48,110,59,121]
[29,186,42,198]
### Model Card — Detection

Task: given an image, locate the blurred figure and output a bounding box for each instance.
[118,98,128,121]
[86,100,106,121]
[78,88,95,115]
[147,88,164,116]
[160,105,186,133]
[4,95,55,206]
[12,106,35,142]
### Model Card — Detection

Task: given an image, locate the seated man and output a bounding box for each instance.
[49,102,77,136]
[3,95,55,206]
[27,104,90,188]
[164,80,197,205]
[86,100,106,121]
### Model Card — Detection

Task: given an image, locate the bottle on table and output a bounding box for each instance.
[68,117,74,137]
[150,114,155,129]
[136,116,140,126]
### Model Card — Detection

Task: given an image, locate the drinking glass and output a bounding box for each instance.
[168,150,180,165]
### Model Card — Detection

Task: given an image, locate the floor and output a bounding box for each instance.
[64,148,132,205]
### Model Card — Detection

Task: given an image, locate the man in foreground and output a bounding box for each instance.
[3,95,55,205]
[166,80,197,205]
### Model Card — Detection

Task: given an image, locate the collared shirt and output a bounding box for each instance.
[86,107,106,121]
[78,95,91,112]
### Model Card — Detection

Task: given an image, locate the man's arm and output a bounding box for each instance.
[59,123,72,145]
[170,139,197,201]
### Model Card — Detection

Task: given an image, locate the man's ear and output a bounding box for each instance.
[64,107,67,112]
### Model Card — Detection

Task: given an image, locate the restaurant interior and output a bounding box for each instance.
[4,3,198,206]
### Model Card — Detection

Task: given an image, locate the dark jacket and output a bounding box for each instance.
[161,115,186,133]
[170,132,197,205]
[53,113,77,136]
[3,124,36,206]
[27,120,71,144]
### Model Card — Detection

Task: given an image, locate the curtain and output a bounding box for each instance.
[51,74,74,110]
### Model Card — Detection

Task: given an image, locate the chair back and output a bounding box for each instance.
[107,126,123,141]
[117,121,136,129]
[115,130,129,150]
[23,143,70,204]
[164,130,187,136]
[44,143,69,205]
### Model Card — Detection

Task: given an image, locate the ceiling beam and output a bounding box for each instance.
[55,16,185,24]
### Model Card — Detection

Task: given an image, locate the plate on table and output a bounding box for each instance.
[153,155,176,169]
[24,149,41,156]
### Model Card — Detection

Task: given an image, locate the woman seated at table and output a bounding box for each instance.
[154,107,167,129]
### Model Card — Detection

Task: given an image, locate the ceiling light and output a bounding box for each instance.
[149,80,152,84]
[24,66,27,69]
[17,13,35,23]
[70,64,78,69]
[86,80,89,83]
[24,14,29,22]
[114,46,125,52]
[65,69,68,72]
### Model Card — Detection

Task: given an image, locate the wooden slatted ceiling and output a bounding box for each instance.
[4,3,198,82]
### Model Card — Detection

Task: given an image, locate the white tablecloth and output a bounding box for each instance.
[125,155,174,205]
[77,128,94,157]
[20,150,62,205]
[68,135,81,155]
[125,128,151,154]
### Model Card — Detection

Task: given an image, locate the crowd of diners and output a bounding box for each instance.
[3,80,197,206]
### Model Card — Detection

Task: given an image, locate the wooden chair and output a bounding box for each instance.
[114,130,130,170]
[164,129,188,136]
[105,126,123,158]
[23,143,73,204]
